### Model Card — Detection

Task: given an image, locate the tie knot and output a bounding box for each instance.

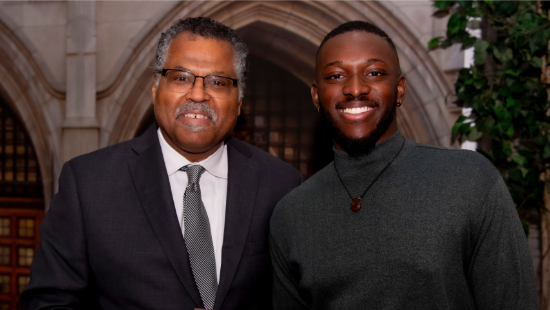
[181,165,206,185]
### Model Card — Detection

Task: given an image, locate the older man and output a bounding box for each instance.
[21,17,302,310]
[270,21,538,309]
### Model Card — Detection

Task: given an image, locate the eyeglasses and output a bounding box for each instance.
[160,69,238,99]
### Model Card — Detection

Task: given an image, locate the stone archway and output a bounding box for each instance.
[0,14,61,208]
[104,1,455,149]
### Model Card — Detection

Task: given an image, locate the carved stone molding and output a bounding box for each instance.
[104,1,455,149]
[0,18,59,209]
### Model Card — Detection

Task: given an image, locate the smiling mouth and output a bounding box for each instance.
[340,106,374,114]
[183,113,209,119]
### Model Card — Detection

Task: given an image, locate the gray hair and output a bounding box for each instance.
[153,17,248,101]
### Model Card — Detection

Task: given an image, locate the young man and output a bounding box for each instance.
[270,21,538,309]
[22,17,302,310]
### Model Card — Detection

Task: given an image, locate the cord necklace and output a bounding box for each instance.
[333,137,405,212]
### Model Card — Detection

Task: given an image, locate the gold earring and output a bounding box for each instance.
[317,106,320,113]
[397,100,402,107]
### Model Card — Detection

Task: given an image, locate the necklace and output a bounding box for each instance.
[333,137,405,212]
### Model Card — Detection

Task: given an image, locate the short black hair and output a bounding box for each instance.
[317,21,397,58]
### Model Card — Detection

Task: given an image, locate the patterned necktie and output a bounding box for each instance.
[180,164,217,309]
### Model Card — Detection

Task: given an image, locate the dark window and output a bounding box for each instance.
[17,247,33,267]
[0,217,9,237]
[17,218,34,238]
[0,274,9,294]
[0,100,43,200]
[0,246,10,266]
[234,55,333,178]
[17,274,29,294]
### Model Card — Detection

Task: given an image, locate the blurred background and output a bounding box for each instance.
[0,0,543,309]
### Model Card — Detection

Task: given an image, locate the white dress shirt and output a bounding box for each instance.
[158,129,227,282]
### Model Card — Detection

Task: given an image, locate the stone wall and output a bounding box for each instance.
[0,0,460,207]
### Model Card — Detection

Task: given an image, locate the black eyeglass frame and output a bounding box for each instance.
[160,68,239,87]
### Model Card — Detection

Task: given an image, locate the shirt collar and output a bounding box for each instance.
[157,128,228,179]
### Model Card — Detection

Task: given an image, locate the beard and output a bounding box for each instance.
[319,95,397,158]
[174,101,218,132]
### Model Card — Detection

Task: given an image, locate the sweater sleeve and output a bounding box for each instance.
[468,175,538,309]
[270,215,309,310]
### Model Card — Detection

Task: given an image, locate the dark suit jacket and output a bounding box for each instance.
[20,124,303,310]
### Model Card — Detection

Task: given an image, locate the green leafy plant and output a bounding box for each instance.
[430,0,550,233]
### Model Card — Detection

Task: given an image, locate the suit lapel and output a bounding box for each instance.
[214,138,260,309]
[128,125,203,307]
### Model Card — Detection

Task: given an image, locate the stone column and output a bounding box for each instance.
[62,1,99,163]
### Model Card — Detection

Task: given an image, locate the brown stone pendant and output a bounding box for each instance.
[350,198,362,212]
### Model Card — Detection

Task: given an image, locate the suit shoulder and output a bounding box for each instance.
[67,138,137,170]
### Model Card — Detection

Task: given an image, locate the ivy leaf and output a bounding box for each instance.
[495,1,518,15]
[434,0,454,9]
[512,154,528,165]
[506,69,519,76]
[457,1,472,9]
[506,97,516,107]
[494,47,513,63]
[530,56,542,68]
[466,7,483,18]
[474,40,489,65]
[428,37,442,49]
[518,166,529,178]
[530,29,544,54]
[452,115,467,135]
[506,125,515,138]
[459,123,471,135]
[467,127,483,141]
[493,46,502,61]
[524,113,538,135]
[503,141,512,157]
[509,167,523,182]
[473,79,485,89]
[448,14,468,34]
[504,48,514,62]
[544,144,550,159]
[494,106,512,127]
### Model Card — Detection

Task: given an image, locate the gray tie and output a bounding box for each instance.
[181,164,217,309]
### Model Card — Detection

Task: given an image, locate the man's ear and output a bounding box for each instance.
[151,82,157,105]
[397,75,407,103]
[311,81,320,110]
[237,98,242,116]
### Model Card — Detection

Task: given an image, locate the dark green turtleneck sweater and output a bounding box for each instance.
[270,131,538,310]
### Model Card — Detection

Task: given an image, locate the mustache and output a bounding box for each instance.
[175,101,217,124]
[335,96,380,109]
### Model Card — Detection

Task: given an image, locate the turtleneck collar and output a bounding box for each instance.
[333,130,405,181]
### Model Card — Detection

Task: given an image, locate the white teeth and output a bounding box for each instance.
[184,114,207,119]
[342,106,373,114]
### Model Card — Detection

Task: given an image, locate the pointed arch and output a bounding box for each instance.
[0,14,62,208]
[103,1,455,148]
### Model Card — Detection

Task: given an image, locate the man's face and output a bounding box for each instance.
[311,31,406,155]
[152,34,241,158]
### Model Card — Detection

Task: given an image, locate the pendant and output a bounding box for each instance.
[350,198,361,212]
